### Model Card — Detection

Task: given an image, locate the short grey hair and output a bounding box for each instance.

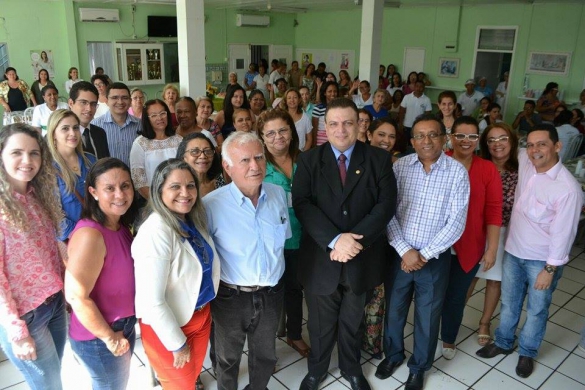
[221,131,264,166]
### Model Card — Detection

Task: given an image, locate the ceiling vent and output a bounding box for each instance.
[79,8,120,23]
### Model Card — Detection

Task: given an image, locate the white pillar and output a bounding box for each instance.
[358,0,384,89]
[176,0,206,96]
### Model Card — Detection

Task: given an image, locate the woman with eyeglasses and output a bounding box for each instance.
[439,116,503,360]
[133,158,220,390]
[177,133,225,198]
[128,88,145,119]
[256,110,311,358]
[465,123,519,347]
[130,99,182,200]
[194,96,224,149]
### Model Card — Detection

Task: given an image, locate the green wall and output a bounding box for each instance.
[294,3,585,121]
[1,1,585,122]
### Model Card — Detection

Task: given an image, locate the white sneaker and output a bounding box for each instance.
[442,346,457,360]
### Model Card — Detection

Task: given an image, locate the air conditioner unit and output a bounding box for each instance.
[79,8,120,23]
[236,14,270,27]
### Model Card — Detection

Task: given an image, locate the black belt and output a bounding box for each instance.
[220,281,271,293]
[43,291,61,305]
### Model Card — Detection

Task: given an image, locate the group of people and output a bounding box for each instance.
[0,56,584,390]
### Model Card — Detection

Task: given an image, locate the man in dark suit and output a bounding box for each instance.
[292,98,397,390]
[68,81,110,159]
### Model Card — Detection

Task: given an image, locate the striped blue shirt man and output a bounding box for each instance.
[91,110,140,166]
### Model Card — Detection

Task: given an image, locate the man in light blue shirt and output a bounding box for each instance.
[203,131,291,390]
[91,82,140,166]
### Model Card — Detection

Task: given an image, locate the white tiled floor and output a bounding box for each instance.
[2,246,585,390]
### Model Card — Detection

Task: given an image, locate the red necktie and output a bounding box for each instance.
[338,153,347,186]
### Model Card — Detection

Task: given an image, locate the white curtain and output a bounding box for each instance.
[87,42,114,77]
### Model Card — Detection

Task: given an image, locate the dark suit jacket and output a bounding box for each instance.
[84,124,110,159]
[292,141,397,295]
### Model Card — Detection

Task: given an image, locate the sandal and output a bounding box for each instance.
[478,322,491,346]
[286,337,311,358]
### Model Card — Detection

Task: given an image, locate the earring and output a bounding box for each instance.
[94,197,98,201]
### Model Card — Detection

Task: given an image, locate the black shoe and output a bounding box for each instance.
[476,343,514,359]
[299,373,327,390]
[340,372,371,390]
[405,373,424,390]
[375,358,403,379]
[516,356,534,378]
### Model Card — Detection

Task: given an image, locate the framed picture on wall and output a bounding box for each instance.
[527,52,571,76]
[438,57,460,78]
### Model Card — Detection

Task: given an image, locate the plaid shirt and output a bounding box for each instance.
[387,152,469,261]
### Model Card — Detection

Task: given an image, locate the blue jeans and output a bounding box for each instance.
[495,252,563,358]
[383,250,451,375]
[69,316,136,390]
[0,291,67,390]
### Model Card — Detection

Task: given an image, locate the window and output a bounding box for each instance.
[0,44,9,76]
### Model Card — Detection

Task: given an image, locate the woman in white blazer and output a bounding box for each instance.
[132,158,220,390]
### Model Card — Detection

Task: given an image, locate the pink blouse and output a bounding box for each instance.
[0,188,63,342]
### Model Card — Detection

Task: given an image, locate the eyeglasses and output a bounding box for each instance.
[186,148,215,157]
[148,111,168,119]
[487,136,509,144]
[94,82,105,88]
[76,99,98,108]
[451,133,480,141]
[263,127,290,139]
[358,118,371,124]
[412,132,443,141]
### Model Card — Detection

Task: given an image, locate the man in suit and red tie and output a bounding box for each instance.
[292,98,397,390]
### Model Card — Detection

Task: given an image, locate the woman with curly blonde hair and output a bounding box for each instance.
[162,83,180,128]
[0,123,66,389]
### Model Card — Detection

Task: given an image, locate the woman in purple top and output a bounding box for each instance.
[65,158,138,390]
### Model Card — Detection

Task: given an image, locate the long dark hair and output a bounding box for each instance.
[176,133,222,181]
[319,81,339,107]
[140,99,175,139]
[479,122,519,172]
[223,85,250,128]
[82,158,138,227]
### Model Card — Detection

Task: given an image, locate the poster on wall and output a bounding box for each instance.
[30,50,55,79]
[302,53,313,69]
[340,54,349,70]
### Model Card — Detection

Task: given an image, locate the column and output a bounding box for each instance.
[358,0,384,88]
[176,0,206,96]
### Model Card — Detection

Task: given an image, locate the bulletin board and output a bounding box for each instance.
[296,48,356,79]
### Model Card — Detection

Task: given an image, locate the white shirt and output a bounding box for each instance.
[294,113,312,151]
[400,93,432,127]
[31,102,69,136]
[556,124,580,161]
[352,94,373,109]
[458,91,484,116]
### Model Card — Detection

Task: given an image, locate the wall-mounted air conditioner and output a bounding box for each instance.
[236,14,270,27]
[79,8,120,23]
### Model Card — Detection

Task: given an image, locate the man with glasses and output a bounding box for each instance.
[203,131,290,390]
[68,81,110,159]
[293,98,396,390]
[91,82,141,166]
[476,124,582,379]
[377,114,469,390]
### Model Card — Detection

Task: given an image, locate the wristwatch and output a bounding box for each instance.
[544,265,557,275]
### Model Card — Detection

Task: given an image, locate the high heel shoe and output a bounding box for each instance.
[477,322,491,346]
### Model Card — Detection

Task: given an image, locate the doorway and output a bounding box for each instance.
[472,27,517,117]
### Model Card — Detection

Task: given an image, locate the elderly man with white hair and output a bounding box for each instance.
[203,131,291,390]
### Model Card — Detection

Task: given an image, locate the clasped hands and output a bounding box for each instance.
[401,249,427,273]
[330,233,363,262]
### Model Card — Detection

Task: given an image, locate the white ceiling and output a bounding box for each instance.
[71,0,583,13]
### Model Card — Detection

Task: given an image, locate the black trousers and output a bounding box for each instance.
[305,266,367,377]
